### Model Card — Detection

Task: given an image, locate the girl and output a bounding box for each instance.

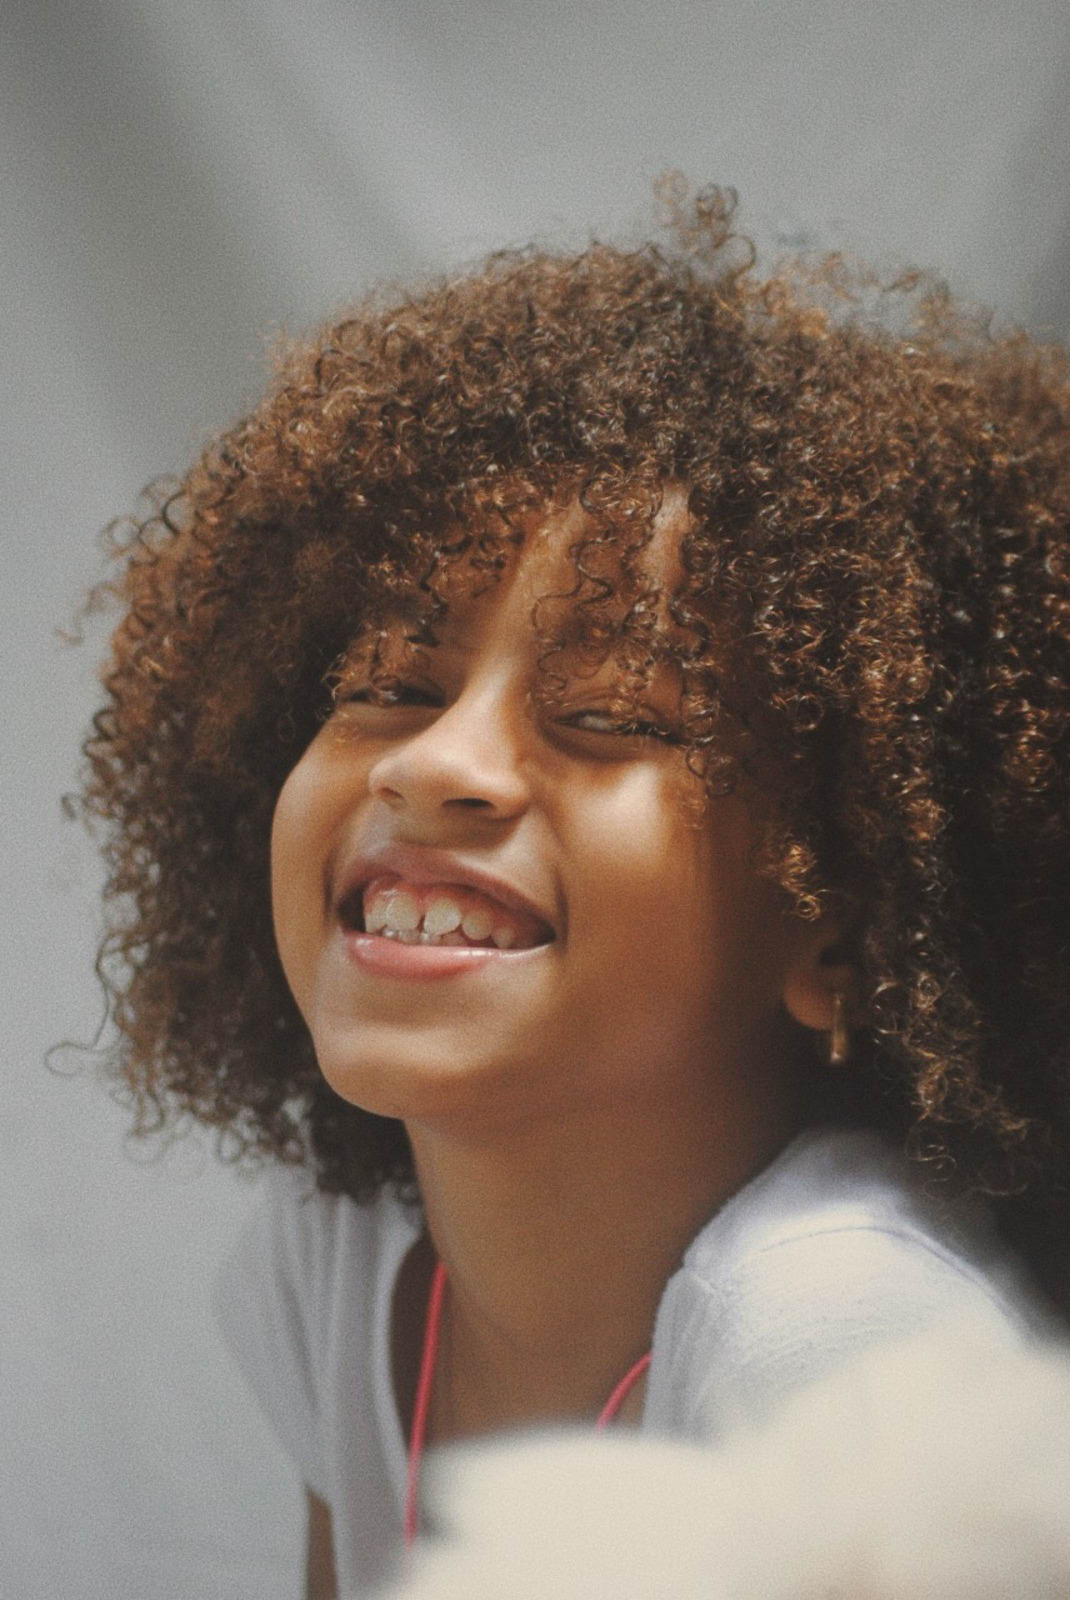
[79,187,1070,1598]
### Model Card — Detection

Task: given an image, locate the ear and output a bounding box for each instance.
[780,910,857,1036]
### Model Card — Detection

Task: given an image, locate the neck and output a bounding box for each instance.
[405,1063,800,1442]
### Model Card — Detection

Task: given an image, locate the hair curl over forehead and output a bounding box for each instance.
[78,188,1070,1302]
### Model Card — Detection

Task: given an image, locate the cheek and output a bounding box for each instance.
[568,772,776,1001]
[563,769,702,956]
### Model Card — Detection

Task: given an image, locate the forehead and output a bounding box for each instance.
[373,485,693,654]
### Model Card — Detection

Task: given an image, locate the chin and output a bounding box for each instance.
[313,1030,521,1125]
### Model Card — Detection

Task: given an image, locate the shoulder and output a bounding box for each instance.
[211,1163,420,1501]
[228,1160,418,1255]
[218,1164,388,1293]
[683,1124,1036,1308]
[212,1163,419,1389]
[647,1126,1045,1438]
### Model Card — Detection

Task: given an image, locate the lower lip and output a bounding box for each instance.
[343,931,550,981]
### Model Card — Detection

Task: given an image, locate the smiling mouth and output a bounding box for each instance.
[337,876,555,952]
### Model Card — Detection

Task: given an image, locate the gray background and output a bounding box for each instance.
[3,2,1068,1596]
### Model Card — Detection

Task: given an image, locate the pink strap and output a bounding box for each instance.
[404,1259,651,1546]
[404,1258,447,1546]
[594,1349,653,1430]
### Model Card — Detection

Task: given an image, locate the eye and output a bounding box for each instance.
[562,709,679,743]
[339,681,441,709]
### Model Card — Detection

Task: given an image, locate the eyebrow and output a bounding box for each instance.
[538,611,682,660]
[371,597,684,663]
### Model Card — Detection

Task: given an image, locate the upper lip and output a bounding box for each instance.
[332,842,558,939]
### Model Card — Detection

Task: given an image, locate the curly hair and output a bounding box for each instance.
[77,186,1070,1306]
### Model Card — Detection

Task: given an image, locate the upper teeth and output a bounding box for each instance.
[423,898,463,937]
[363,886,527,949]
[366,889,420,933]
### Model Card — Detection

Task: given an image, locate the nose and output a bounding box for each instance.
[366,682,531,829]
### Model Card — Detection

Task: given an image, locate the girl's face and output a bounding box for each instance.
[271,495,822,1137]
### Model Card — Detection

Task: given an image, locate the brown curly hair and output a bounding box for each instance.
[78,186,1070,1307]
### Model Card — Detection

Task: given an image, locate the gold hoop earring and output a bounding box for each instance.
[828,990,851,1067]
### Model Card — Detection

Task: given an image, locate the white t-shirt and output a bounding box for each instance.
[213,1126,1049,1597]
